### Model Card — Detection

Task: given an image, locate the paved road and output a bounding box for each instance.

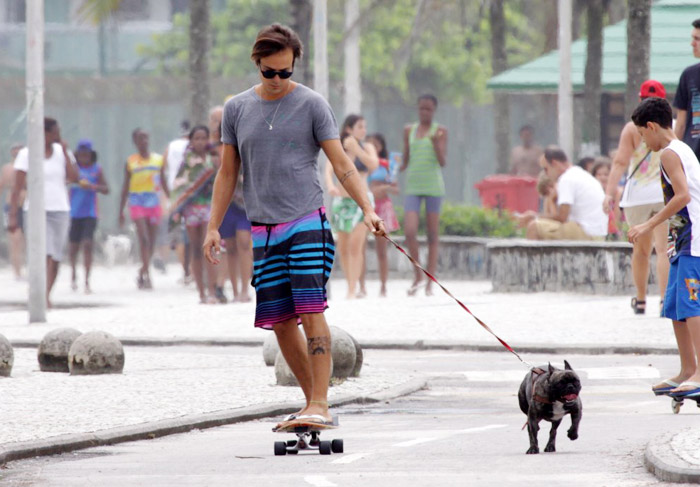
[3,351,697,487]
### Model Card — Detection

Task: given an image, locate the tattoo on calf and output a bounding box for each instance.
[339,169,356,184]
[307,336,331,355]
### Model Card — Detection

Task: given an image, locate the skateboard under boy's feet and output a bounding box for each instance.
[273,417,342,456]
[655,384,700,414]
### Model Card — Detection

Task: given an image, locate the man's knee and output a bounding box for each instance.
[526,220,540,240]
[273,318,300,339]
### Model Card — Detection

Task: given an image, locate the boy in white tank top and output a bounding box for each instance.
[628,97,700,398]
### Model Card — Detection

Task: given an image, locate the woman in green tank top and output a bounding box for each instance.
[401,94,448,296]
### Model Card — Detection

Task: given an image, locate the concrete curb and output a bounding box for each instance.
[0,377,428,466]
[9,337,678,355]
[645,430,700,484]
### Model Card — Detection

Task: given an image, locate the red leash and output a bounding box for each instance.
[384,235,532,368]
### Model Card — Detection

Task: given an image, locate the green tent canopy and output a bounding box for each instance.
[487,0,699,93]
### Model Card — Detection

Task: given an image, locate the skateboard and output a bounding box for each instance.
[273,418,343,456]
[655,389,700,414]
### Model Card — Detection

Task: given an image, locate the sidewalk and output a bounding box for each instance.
[0,265,676,351]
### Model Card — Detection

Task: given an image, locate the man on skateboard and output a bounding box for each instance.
[204,23,385,429]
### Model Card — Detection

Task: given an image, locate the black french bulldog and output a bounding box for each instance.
[518,360,582,454]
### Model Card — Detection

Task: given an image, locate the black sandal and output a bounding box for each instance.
[631,297,646,315]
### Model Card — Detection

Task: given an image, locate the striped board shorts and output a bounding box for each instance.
[251,207,335,330]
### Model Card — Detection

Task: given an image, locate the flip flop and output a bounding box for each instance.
[670,381,700,397]
[282,413,298,422]
[291,414,336,427]
[652,379,680,396]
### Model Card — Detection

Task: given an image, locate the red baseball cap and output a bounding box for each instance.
[639,80,666,99]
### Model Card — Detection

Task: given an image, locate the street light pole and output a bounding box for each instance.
[26,0,47,323]
[313,0,329,101]
[558,0,574,160]
[344,0,361,115]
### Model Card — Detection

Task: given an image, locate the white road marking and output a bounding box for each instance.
[304,475,337,487]
[462,370,526,382]
[393,437,438,447]
[393,424,507,448]
[331,452,372,464]
[460,366,660,382]
[456,424,507,434]
[580,366,659,380]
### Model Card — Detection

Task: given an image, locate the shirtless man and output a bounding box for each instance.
[1,144,24,279]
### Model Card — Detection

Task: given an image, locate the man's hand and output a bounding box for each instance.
[203,228,222,265]
[628,222,650,244]
[602,195,613,214]
[364,210,387,237]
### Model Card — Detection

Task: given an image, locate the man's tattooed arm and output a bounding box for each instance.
[339,169,356,184]
[307,336,331,355]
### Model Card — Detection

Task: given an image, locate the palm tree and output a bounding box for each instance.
[77,0,122,76]
[583,0,604,151]
[188,0,210,125]
[489,0,509,173]
[79,0,210,124]
[626,0,651,119]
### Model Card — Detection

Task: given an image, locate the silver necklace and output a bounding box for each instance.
[258,87,287,130]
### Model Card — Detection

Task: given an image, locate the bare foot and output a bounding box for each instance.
[407,279,423,296]
[237,294,252,303]
[299,402,332,423]
[379,287,387,297]
[671,374,700,393]
[425,285,434,296]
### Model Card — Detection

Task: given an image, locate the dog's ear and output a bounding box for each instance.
[564,360,573,371]
[548,362,555,374]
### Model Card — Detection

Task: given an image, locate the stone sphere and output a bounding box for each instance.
[274,351,298,387]
[38,328,82,372]
[349,333,363,378]
[263,333,280,367]
[0,333,13,377]
[329,326,357,380]
[68,331,125,375]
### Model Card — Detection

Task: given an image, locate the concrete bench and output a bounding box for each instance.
[487,239,659,294]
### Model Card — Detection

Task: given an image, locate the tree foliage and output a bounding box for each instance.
[138,0,543,104]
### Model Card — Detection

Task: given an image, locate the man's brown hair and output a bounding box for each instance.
[543,145,568,164]
[251,24,303,66]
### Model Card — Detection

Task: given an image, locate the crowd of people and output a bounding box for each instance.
[0,87,449,306]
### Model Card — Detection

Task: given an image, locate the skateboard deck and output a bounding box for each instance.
[273,416,342,456]
[655,389,700,414]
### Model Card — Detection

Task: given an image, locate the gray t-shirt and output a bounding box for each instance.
[221,83,339,223]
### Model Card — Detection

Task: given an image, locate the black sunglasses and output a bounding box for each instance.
[259,66,293,79]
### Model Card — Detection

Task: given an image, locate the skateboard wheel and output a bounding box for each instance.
[672,399,683,414]
[274,441,288,456]
[331,439,344,454]
[319,441,332,455]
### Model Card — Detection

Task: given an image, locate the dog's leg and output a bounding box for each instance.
[568,408,581,441]
[544,419,561,452]
[526,409,540,454]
